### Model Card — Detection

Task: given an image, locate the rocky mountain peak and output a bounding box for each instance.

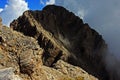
[10,5,109,80]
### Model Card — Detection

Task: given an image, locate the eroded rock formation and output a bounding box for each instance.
[10,5,108,80]
[0,17,97,80]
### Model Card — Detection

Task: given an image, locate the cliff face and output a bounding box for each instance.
[0,18,97,80]
[10,5,108,80]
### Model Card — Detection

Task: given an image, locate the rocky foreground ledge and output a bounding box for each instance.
[0,17,97,80]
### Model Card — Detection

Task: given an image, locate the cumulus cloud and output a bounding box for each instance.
[0,0,29,26]
[40,0,45,5]
[46,0,55,5]
[0,8,3,12]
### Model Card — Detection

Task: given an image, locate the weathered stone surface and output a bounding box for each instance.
[10,5,108,79]
[54,60,98,80]
[10,10,70,67]
[0,26,43,80]
[0,67,22,80]
[0,22,97,80]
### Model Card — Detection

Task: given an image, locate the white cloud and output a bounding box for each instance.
[0,0,29,26]
[40,0,45,5]
[46,0,55,5]
[0,8,3,12]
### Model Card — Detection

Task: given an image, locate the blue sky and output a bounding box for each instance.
[0,0,7,8]
[26,0,46,10]
[0,0,46,10]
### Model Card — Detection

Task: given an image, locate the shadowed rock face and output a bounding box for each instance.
[10,5,108,80]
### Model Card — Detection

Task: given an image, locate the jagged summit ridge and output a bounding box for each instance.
[10,5,108,80]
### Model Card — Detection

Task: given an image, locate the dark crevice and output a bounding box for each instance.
[0,36,3,43]
[16,55,33,80]
[37,33,63,67]
[50,51,63,67]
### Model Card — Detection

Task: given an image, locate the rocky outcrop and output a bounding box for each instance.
[54,60,98,80]
[0,24,43,80]
[0,67,22,80]
[10,5,108,80]
[0,19,97,80]
[10,10,71,67]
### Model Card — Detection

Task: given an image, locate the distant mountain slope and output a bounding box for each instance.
[10,5,108,80]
